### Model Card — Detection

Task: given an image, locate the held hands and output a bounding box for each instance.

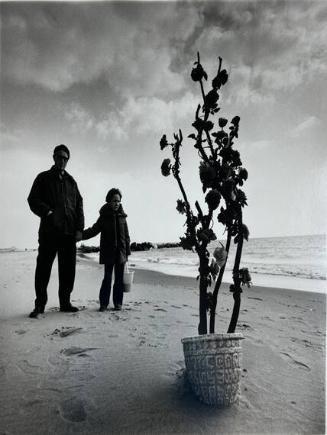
[46,211,83,242]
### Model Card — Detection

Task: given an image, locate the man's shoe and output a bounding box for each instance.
[114,304,122,311]
[29,306,44,318]
[60,304,79,313]
[99,306,107,312]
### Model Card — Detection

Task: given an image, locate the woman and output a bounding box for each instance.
[82,188,131,311]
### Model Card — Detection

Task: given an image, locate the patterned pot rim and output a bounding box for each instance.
[181,332,244,344]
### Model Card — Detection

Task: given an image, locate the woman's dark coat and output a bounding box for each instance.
[82,203,131,264]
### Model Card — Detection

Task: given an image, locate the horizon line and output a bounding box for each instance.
[1,232,326,251]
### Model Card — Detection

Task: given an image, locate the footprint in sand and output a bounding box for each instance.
[24,398,43,408]
[51,327,83,338]
[16,359,44,375]
[239,323,252,330]
[59,397,87,422]
[14,329,27,335]
[290,316,307,326]
[47,354,69,372]
[280,352,311,371]
[261,316,274,322]
[60,347,98,357]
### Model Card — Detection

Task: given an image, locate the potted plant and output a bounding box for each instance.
[160,53,252,406]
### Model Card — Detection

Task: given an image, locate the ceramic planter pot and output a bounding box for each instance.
[181,333,244,406]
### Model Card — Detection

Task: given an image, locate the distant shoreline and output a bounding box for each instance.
[1,232,326,252]
[78,252,326,295]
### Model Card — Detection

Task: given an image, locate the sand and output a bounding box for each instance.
[0,250,325,434]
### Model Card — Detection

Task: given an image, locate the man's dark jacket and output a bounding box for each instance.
[28,166,84,236]
[82,203,131,264]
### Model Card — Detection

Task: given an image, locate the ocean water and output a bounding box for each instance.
[129,235,326,294]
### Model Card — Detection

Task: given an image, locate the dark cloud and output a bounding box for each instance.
[1,1,326,141]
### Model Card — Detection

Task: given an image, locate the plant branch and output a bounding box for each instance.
[209,229,232,333]
[173,144,199,251]
[227,213,244,333]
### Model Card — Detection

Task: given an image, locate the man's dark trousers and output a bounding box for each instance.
[34,232,76,309]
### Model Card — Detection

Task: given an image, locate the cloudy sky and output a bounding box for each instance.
[1,0,326,248]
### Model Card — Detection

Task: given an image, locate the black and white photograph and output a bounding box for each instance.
[0,1,326,434]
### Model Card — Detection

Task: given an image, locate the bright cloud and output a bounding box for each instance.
[194,1,327,104]
[289,116,321,138]
[64,92,199,142]
[65,103,94,132]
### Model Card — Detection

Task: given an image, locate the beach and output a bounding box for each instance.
[0,250,325,434]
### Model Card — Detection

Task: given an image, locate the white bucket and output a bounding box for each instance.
[123,263,134,292]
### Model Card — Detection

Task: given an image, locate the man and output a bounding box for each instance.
[28,144,84,318]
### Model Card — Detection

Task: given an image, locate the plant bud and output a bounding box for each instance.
[204,89,219,109]
[191,64,207,82]
[218,118,228,128]
[199,162,216,184]
[212,69,228,89]
[198,229,217,243]
[205,189,221,210]
[231,115,240,125]
[239,168,248,181]
[160,135,168,150]
[161,159,171,177]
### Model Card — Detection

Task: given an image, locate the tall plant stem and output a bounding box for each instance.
[199,80,206,105]
[175,173,198,251]
[196,131,209,162]
[199,88,215,156]
[198,247,209,335]
[195,204,212,335]
[197,52,206,104]
[196,52,215,157]
[205,129,215,157]
[227,215,244,333]
[209,230,232,333]
[194,105,210,163]
[173,139,199,250]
